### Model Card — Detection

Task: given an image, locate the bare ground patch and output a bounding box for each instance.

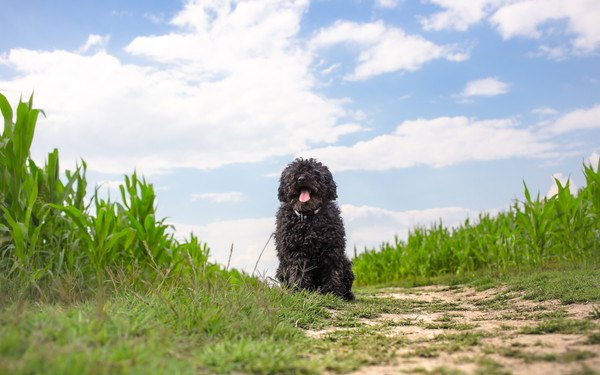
[306,286,600,374]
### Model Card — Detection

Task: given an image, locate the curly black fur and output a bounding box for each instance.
[275,158,355,301]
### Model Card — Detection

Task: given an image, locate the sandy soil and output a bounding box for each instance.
[307,285,600,375]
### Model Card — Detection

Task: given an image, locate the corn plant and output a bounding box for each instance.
[0,93,88,278]
[119,173,175,267]
[354,161,600,285]
[1,93,218,286]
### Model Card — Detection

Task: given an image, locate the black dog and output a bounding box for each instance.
[275,158,355,300]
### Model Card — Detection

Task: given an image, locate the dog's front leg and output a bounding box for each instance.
[276,260,317,291]
[319,260,355,301]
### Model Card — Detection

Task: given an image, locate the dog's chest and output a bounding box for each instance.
[276,208,342,256]
[285,217,323,245]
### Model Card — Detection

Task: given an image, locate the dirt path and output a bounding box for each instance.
[306,285,600,374]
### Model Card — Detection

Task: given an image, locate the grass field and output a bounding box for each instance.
[1,94,599,374]
[1,266,598,374]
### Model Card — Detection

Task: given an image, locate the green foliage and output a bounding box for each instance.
[521,318,596,335]
[0,93,217,289]
[504,267,600,304]
[1,93,83,279]
[353,162,600,285]
[0,271,341,375]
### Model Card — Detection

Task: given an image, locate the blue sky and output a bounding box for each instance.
[1,0,599,275]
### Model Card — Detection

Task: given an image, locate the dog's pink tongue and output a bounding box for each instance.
[299,189,311,203]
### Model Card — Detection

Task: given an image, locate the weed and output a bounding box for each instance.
[475,357,510,375]
[408,332,486,359]
[570,366,600,375]
[586,332,600,345]
[522,319,596,335]
[309,326,406,372]
[500,347,595,363]
[421,322,478,331]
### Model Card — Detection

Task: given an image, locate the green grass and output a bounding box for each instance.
[0,277,418,374]
[0,272,338,374]
[587,332,600,345]
[2,271,599,374]
[308,326,406,373]
[504,268,600,304]
[499,347,596,364]
[475,357,510,375]
[522,319,597,335]
[406,332,487,359]
[465,265,600,305]
[571,367,600,375]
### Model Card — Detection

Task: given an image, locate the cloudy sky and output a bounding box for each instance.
[1,0,599,275]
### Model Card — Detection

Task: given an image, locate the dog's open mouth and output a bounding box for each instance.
[299,189,311,203]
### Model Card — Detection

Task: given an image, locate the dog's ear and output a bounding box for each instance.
[277,183,286,202]
[323,168,338,201]
[277,169,288,202]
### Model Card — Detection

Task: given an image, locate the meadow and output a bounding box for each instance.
[1,94,599,374]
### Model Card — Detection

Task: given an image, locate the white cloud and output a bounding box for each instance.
[375,0,400,9]
[78,34,110,53]
[546,173,577,198]
[310,20,468,81]
[459,77,510,98]
[490,0,600,53]
[143,12,167,24]
[588,151,599,167]
[172,203,481,275]
[420,0,502,32]
[302,116,556,172]
[422,0,600,55]
[532,44,569,60]
[550,103,600,133]
[531,107,559,116]
[0,0,361,175]
[191,191,245,203]
[98,180,123,190]
[91,179,123,201]
[341,204,478,253]
[127,0,310,72]
[320,62,341,76]
[173,218,277,275]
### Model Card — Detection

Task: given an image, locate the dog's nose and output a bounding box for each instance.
[298,176,306,182]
